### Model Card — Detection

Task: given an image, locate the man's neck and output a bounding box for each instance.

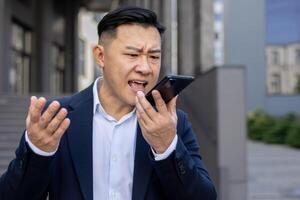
[98,81,134,121]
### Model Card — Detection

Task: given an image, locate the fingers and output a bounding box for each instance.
[30,96,46,123]
[151,90,168,113]
[46,108,68,134]
[136,96,152,125]
[25,96,70,152]
[136,91,157,120]
[39,101,61,128]
[28,96,69,135]
[136,109,147,129]
[52,118,70,141]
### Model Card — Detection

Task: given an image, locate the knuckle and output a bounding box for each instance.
[47,122,57,132]
[145,125,154,132]
[40,116,47,123]
[138,109,145,115]
[41,137,50,145]
[145,105,152,112]
[48,101,60,112]
[57,110,67,120]
[49,139,57,147]
[48,106,58,115]
[57,125,65,133]
[157,100,165,106]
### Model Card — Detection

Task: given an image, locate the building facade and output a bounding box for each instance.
[266,42,300,94]
[0,0,83,95]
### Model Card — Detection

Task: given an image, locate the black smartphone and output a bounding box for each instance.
[146,75,195,106]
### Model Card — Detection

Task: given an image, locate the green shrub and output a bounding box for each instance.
[247,109,300,146]
[248,110,300,148]
[262,119,288,144]
[247,109,275,141]
[262,113,296,144]
[285,123,300,148]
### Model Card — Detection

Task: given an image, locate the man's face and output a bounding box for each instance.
[94,24,161,107]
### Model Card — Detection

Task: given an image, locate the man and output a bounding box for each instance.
[0,6,217,200]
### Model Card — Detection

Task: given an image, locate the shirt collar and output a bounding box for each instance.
[93,77,102,115]
[92,77,136,123]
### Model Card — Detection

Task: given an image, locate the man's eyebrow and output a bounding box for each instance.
[125,46,161,53]
[148,49,161,53]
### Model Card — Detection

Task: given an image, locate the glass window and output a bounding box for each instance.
[272,50,279,65]
[24,31,32,54]
[11,23,24,51]
[10,21,32,94]
[270,73,281,94]
[51,44,65,94]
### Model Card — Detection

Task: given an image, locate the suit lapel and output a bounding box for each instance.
[132,125,153,200]
[67,85,94,200]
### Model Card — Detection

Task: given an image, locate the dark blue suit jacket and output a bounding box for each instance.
[0,84,217,200]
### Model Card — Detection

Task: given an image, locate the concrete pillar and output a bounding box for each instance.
[149,0,163,21]
[65,0,80,92]
[177,0,195,75]
[199,0,214,72]
[178,66,247,200]
[35,0,52,93]
[0,0,11,93]
[217,67,247,200]
[0,0,6,93]
[161,0,173,76]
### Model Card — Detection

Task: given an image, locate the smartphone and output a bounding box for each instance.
[146,75,195,106]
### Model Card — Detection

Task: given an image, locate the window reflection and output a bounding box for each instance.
[10,21,32,94]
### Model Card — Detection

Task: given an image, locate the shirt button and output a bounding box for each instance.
[112,191,117,199]
[112,155,117,162]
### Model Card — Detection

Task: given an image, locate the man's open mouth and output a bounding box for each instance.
[128,80,148,93]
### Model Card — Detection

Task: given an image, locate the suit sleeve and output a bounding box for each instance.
[149,111,217,200]
[0,133,53,200]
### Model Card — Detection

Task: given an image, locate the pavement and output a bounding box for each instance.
[248,140,300,200]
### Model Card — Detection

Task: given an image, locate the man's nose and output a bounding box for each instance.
[136,55,152,74]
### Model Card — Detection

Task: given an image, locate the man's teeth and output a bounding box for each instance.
[131,81,147,86]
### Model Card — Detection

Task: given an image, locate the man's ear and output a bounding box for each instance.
[93,45,105,68]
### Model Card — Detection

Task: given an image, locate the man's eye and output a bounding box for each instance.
[149,55,160,60]
[126,53,138,58]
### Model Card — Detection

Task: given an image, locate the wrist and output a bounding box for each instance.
[152,135,175,154]
[151,134,178,161]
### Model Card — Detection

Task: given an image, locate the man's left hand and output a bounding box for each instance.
[135,90,177,154]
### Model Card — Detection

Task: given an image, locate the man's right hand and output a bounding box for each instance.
[26,96,70,153]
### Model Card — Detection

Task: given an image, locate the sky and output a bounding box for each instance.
[266,0,300,44]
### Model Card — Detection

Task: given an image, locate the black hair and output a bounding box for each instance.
[97,6,166,40]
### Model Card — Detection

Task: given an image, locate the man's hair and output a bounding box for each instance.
[97,6,166,42]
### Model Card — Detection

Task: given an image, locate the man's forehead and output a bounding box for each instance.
[115,24,161,38]
[113,25,161,52]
